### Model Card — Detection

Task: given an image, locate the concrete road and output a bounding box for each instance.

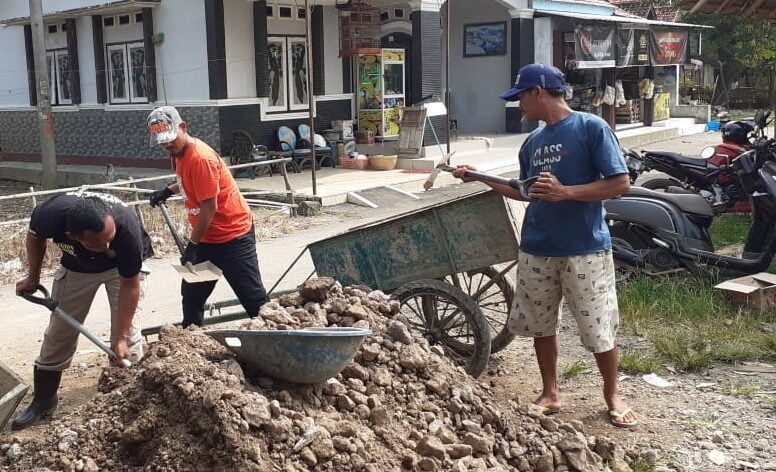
[0,130,724,381]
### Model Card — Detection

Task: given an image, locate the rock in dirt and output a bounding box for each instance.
[298,200,322,217]
[417,435,447,460]
[5,444,22,462]
[386,320,413,344]
[708,449,727,466]
[0,277,614,472]
[299,277,336,302]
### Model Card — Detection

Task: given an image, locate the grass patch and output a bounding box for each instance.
[765,397,776,412]
[561,360,590,380]
[618,274,776,371]
[630,458,655,472]
[619,350,663,374]
[709,213,752,249]
[720,380,761,397]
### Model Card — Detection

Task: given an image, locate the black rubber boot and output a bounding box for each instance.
[11,367,62,430]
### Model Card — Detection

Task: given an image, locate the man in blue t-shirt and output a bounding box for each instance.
[454,64,637,427]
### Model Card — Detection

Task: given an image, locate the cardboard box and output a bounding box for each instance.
[332,120,354,139]
[714,272,776,312]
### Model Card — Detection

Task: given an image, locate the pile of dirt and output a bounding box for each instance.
[0,278,628,471]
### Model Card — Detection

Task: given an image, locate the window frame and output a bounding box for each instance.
[106,43,130,104]
[266,35,309,114]
[105,40,149,104]
[287,36,309,111]
[127,41,148,102]
[278,5,293,19]
[45,48,72,106]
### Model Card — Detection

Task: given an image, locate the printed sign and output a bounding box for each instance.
[575,24,616,69]
[653,92,670,121]
[617,29,650,67]
[650,30,689,65]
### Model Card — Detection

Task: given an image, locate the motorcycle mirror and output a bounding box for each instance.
[700,146,716,159]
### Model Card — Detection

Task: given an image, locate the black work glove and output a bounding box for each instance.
[181,241,198,266]
[149,187,174,208]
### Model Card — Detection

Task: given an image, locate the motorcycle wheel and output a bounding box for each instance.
[609,223,649,283]
[640,178,684,192]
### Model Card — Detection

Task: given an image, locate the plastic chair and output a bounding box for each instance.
[277,126,311,173]
[298,124,335,168]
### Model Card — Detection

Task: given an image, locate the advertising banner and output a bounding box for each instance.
[650,30,689,65]
[575,23,616,68]
[617,28,650,67]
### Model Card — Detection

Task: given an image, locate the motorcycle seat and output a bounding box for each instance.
[626,187,714,217]
[645,151,707,167]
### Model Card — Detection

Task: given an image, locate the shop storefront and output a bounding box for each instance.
[537,11,706,130]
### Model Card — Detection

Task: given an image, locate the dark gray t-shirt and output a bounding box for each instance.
[29,192,153,277]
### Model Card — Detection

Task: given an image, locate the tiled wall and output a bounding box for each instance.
[0,107,221,163]
[0,101,352,167]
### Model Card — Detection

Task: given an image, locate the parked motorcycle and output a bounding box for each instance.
[623,113,772,213]
[608,111,776,278]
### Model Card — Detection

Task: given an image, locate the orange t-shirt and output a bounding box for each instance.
[175,138,252,244]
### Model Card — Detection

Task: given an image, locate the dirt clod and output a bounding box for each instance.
[0,278,615,471]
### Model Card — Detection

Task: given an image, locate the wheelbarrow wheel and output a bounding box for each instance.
[445,266,516,353]
[391,279,491,377]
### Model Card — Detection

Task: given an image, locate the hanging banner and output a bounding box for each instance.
[617,29,650,67]
[575,23,616,69]
[650,30,689,65]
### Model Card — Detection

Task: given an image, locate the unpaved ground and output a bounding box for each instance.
[2,130,775,470]
[6,295,774,471]
[487,316,776,472]
[2,279,624,471]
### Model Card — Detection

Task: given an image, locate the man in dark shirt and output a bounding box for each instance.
[13,192,153,430]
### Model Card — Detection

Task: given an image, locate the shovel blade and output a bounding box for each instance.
[173,261,223,283]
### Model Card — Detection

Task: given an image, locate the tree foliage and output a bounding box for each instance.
[680,12,776,105]
[681,13,776,76]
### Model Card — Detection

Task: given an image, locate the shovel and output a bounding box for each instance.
[20,285,131,368]
[424,162,539,197]
[158,203,222,283]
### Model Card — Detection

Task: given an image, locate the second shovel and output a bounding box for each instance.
[158,203,223,283]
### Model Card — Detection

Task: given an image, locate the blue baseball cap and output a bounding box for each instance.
[500,63,568,101]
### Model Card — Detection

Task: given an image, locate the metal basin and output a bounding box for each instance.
[207,327,371,384]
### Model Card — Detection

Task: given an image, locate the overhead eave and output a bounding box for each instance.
[1,0,161,27]
[535,9,714,28]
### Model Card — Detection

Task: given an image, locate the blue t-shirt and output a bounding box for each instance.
[518,112,627,257]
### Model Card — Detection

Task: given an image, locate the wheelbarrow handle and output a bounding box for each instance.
[20,284,131,368]
[19,284,58,311]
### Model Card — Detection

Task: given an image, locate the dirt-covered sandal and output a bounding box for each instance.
[609,408,638,428]
[540,406,561,415]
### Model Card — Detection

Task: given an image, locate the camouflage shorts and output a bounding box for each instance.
[507,250,620,353]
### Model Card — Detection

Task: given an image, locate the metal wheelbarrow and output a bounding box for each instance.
[207,327,371,384]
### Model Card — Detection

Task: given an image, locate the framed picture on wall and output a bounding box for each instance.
[463,21,507,57]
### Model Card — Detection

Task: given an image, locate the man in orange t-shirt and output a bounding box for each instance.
[146,106,268,327]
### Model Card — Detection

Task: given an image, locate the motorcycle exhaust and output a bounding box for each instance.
[611,242,646,267]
